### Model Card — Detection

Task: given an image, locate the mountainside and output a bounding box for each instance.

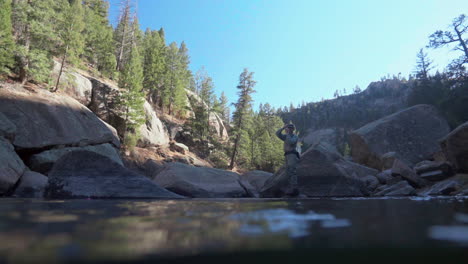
[282,78,414,152]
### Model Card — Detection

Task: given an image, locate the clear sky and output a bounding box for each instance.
[108,0,467,110]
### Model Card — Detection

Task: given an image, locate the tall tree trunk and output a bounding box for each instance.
[19,23,30,84]
[53,44,68,92]
[229,112,244,170]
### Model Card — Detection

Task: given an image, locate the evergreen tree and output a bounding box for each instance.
[12,0,62,83]
[428,14,468,78]
[53,0,85,92]
[164,42,186,116]
[82,0,116,77]
[114,0,133,72]
[142,28,166,104]
[0,0,15,75]
[117,44,145,145]
[414,48,433,80]
[218,91,230,123]
[229,68,256,170]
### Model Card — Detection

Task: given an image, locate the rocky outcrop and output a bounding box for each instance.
[440,121,468,173]
[153,162,247,198]
[13,171,48,198]
[349,104,450,170]
[169,142,189,154]
[139,101,170,147]
[0,88,120,150]
[46,151,182,199]
[52,61,93,105]
[0,138,27,194]
[242,170,273,192]
[260,143,379,197]
[28,143,122,174]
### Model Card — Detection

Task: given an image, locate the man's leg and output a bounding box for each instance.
[285,154,299,196]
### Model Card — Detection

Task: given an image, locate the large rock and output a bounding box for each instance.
[13,171,48,198]
[373,181,415,196]
[139,101,170,147]
[0,138,27,194]
[391,159,427,188]
[0,112,16,141]
[440,121,468,172]
[349,104,450,170]
[52,61,93,105]
[242,170,273,191]
[45,151,182,199]
[418,177,464,196]
[28,143,122,174]
[260,143,379,197]
[414,160,453,181]
[0,88,120,150]
[153,162,247,198]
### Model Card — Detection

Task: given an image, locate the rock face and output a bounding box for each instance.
[46,151,182,199]
[52,61,93,105]
[302,128,342,153]
[169,142,189,154]
[260,143,379,197]
[153,162,247,198]
[242,170,273,192]
[13,171,48,198]
[440,121,468,172]
[0,138,27,194]
[28,143,122,174]
[0,88,120,150]
[349,104,450,170]
[139,101,170,147]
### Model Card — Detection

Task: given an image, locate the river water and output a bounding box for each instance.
[1,197,468,263]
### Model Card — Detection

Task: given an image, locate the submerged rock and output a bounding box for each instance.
[349,104,450,170]
[46,151,182,199]
[153,162,247,198]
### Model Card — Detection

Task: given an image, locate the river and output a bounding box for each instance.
[0,197,467,263]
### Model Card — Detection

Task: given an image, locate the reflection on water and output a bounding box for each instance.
[0,197,467,263]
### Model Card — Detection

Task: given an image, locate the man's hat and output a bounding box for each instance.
[286,124,295,129]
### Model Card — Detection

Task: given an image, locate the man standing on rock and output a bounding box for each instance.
[276,123,300,196]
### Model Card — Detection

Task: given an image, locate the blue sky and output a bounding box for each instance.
[109,0,467,110]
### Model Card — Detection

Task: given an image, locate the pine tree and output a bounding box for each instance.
[229,68,256,170]
[0,0,15,75]
[114,0,133,72]
[53,0,85,92]
[117,44,145,145]
[414,48,433,80]
[142,28,166,104]
[12,0,62,83]
[164,42,186,116]
[83,0,116,77]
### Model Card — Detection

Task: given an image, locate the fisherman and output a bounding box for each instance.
[276,123,300,196]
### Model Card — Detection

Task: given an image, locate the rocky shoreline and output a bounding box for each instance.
[0,75,467,199]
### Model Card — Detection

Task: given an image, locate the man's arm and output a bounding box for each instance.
[275,127,286,141]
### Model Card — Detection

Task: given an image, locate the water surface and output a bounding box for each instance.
[0,197,467,263]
